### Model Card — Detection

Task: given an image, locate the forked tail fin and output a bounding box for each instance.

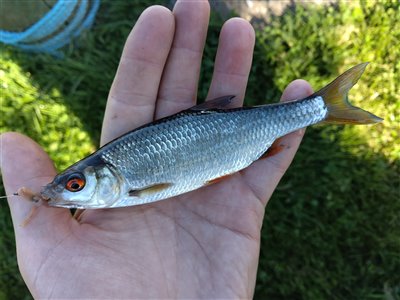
[314,63,383,124]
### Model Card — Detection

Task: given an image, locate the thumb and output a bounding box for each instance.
[0,132,72,240]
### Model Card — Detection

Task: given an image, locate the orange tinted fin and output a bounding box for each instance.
[206,174,233,185]
[314,63,383,124]
[129,183,173,197]
[260,139,286,159]
[188,95,236,111]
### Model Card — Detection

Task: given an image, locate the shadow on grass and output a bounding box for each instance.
[255,126,399,299]
[1,1,398,299]
[1,2,146,146]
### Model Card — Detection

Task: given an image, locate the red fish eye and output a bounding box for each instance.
[66,176,85,192]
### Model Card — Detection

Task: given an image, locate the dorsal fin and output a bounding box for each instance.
[188,95,236,111]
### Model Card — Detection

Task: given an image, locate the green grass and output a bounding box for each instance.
[1,0,399,299]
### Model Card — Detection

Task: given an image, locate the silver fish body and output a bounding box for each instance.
[42,96,327,209]
[41,63,382,209]
[102,96,327,207]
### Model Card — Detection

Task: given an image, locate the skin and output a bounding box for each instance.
[0,1,313,298]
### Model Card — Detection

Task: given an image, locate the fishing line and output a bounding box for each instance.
[0,193,20,199]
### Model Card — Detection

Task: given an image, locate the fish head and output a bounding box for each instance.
[41,161,123,209]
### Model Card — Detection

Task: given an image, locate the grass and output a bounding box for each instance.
[1,0,399,299]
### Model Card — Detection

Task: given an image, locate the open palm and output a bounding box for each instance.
[1,1,313,298]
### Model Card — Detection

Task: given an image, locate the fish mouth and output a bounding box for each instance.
[45,196,86,209]
[40,188,57,203]
[40,185,83,209]
[44,194,85,209]
[38,190,51,200]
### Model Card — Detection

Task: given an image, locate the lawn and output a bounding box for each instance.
[1,0,399,299]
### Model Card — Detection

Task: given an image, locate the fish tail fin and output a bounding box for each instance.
[315,62,383,124]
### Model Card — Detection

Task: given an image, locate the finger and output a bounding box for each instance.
[0,132,71,239]
[155,0,210,119]
[206,18,255,106]
[101,6,175,145]
[241,80,314,205]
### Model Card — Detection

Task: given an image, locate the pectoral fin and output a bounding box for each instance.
[129,183,173,197]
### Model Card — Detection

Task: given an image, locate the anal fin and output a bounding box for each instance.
[259,138,286,159]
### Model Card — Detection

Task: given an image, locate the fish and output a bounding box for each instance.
[39,63,382,209]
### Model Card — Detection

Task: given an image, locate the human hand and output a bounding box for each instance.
[0,1,313,298]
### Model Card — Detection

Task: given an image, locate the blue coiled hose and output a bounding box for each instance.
[0,0,100,55]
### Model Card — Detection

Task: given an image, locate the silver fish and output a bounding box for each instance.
[40,63,382,209]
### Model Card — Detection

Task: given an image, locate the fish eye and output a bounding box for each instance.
[65,173,86,192]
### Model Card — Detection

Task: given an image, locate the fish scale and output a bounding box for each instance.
[40,63,382,209]
[98,96,328,206]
